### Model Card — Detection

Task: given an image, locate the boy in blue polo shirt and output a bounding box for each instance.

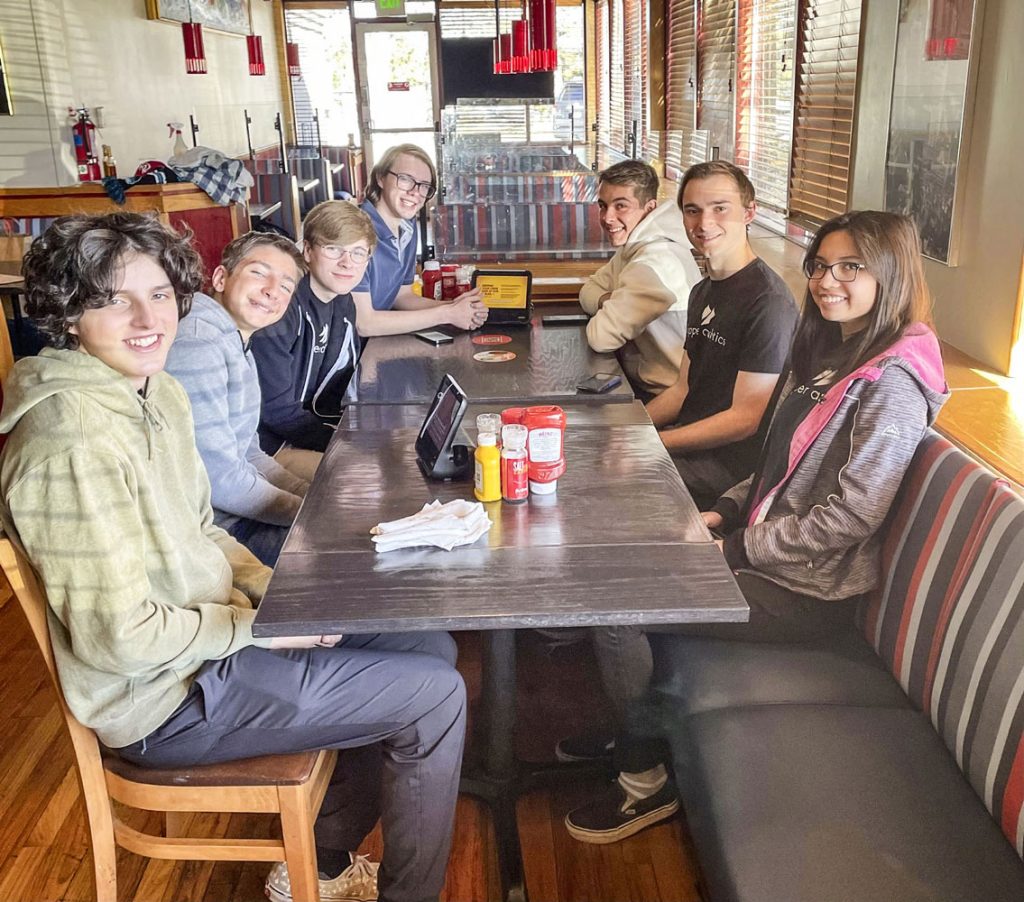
[351,143,488,336]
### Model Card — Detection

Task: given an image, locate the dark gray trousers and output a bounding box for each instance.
[590,572,860,773]
[115,632,466,902]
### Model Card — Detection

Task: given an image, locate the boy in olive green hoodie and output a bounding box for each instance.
[0,214,466,902]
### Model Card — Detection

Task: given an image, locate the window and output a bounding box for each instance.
[788,0,862,224]
[594,0,649,163]
[735,0,796,213]
[665,0,698,174]
[696,0,736,160]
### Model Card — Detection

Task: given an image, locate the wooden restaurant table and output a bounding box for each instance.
[253,399,747,902]
[351,313,634,406]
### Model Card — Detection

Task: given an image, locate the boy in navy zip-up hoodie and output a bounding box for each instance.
[252,201,376,481]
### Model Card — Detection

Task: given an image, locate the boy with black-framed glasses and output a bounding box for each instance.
[351,143,488,336]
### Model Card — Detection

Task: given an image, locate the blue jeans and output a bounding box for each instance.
[115,632,466,902]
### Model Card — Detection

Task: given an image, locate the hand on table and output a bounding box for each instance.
[447,288,489,331]
[269,634,343,650]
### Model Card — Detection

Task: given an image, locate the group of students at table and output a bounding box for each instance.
[0,145,948,901]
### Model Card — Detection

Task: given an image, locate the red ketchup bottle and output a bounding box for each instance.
[441,264,459,300]
[421,260,442,301]
[500,424,529,504]
[522,405,566,495]
[501,407,526,426]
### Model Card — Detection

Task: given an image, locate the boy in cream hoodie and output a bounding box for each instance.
[578,160,703,397]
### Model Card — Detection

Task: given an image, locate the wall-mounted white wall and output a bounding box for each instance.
[851,0,1024,375]
[0,0,287,187]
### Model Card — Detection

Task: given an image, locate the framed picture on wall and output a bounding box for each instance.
[884,0,985,265]
[145,0,250,36]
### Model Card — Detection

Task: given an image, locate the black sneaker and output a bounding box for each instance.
[564,780,680,844]
[555,732,615,763]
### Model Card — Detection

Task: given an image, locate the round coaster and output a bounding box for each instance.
[473,350,517,363]
[471,333,513,346]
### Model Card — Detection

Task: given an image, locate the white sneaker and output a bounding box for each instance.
[265,854,379,902]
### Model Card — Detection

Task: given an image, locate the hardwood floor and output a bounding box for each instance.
[0,583,701,902]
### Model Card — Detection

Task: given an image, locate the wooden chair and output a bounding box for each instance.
[0,538,337,902]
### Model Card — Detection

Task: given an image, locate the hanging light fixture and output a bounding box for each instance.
[492,0,511,74]
[286,41,301,77]
[181,1,207,75]
[493,0,556,75]
[246,1,265,76]
[529,0,557,72]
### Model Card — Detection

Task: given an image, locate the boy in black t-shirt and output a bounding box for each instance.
[646,161,798,508]
[562,162,797,846]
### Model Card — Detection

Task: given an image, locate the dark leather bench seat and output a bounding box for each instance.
[652,433,1024,902]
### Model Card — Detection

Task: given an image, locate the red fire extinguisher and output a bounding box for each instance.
[68,107,102,182]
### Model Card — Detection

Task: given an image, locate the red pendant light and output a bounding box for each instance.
[182,24,207,74]
[181,2,207,74]
[286,42,301,77]
[246,3,265,76]
[247,34,266,76]
[494,0,556,75]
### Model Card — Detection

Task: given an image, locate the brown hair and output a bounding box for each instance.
[599,160,660,206]
[221,231,306,276]
[677,160,756,210]
[21,213,202,350]
[302,200,377,252]
[790,210,934,384]
[365,144,436,206]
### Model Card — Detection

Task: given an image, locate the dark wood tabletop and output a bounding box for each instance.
[254,405,747,637]
[351,316,634,406]
[340,399,654,432]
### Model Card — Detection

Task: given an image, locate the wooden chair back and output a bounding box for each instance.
[0,536,333,902]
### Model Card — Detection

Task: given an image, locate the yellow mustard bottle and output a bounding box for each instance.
[474,432,501,502]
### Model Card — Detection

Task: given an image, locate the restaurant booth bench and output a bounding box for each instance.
[651,432,1024,902]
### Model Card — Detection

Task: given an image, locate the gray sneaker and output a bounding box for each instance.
[265,854,379,902]
[564,780,679,844]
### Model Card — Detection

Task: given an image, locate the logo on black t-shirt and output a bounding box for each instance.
[794,368,836,403]
[687,305,727,346]
[314,324,329,354]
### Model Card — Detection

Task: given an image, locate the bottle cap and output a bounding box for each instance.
[529,479,557,495]
[501,424,527,450]
[423,260,440,270]
[478,432,497,446]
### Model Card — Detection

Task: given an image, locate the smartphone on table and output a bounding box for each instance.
[542,313,590,325]
[577,373,623,394]
[413,330,455,346]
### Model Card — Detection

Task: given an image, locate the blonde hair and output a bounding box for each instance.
[302,200,377,252]
[365,144,436,206]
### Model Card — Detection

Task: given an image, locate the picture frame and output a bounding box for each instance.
[883,0,986,265]
[145,0,250,37]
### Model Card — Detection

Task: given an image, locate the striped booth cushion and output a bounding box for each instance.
[862,431,1024,858]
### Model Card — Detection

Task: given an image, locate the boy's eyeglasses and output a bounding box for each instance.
[803,260,867,282]
[388,170,437,200]
[315,244,370,264]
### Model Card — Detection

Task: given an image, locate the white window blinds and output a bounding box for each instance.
[697,0,736,159]
[735,0,796,213]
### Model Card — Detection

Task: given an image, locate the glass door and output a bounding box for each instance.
[353,21,440,168]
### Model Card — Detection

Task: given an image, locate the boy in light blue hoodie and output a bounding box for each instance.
[166,232,308,565]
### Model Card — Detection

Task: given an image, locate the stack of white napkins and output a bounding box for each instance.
[370,499,492,553]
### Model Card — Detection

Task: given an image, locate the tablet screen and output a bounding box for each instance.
[415,374,468,468]
[474,272,530,310]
